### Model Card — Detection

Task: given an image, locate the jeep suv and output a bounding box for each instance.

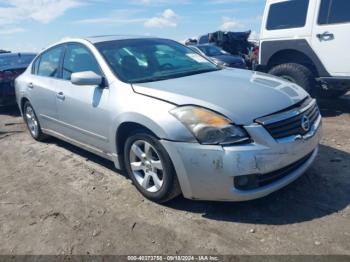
[259,0,350,98]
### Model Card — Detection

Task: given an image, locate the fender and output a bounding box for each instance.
[260,39,331,77]
[110,111,196,155]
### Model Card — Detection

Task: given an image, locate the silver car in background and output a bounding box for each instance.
[15,36,322,203]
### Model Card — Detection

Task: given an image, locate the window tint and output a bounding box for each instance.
[318,0,350,25]
[198,45,227,56]
[266,0,310,30]
[37,46,63,78]
[62,44,101,80]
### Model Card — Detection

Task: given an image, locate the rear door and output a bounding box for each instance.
[311,0,350,76]
[55,43,111,151]
[259,0,314,65]
[27,46,64,130]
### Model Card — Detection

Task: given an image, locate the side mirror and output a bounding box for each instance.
[71,71,103,86]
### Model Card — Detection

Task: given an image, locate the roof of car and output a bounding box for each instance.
[84,35,153,44]
[0,52,37,57]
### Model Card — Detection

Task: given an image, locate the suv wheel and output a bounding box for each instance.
[124,131,181,203]
[23,101,48,141]
[268,63,315,95]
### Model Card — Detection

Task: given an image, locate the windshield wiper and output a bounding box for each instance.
[131,75,173,84]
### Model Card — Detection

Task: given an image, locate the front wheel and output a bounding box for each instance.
[124,131,181,203]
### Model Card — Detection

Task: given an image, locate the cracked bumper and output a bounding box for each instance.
[161,117,322,201]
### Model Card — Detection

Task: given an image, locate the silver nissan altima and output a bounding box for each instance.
[15,36,322,203]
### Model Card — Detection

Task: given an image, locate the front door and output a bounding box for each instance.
[312,0,350,76]
[55,43,111,152]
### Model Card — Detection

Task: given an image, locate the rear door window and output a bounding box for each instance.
[32,57,40,75]
[266,0,310,30]
[37,46,64,78]
[318,0,350,25]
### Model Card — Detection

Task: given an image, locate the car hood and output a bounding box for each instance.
[132,69,308,125]
[211,54,244,64]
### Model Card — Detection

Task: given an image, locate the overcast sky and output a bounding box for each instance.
[0,0,264,52]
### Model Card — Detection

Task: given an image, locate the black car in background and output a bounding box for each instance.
[189,44,247,69]
[0,52,36,106]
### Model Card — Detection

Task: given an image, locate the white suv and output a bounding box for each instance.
[259,0,350,98]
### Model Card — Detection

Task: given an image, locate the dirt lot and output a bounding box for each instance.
[0,94,349,255]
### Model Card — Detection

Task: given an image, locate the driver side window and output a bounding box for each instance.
[62,44,102,80]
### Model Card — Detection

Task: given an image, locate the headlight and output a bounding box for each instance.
[170,106,250,145]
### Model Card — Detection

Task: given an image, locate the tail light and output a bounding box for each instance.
[0,71,14,81]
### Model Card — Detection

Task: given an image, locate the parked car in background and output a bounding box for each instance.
[189,44,247,69]
[16,36,321,203]
[259,0,350,98]
[0,52,36,106]
[196,31,256,69]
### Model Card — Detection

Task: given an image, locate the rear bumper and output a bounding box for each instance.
[0,82,16,106]
[161,116,321,201]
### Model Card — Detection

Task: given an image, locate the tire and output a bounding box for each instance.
[124,130,181,203]
[268,63,315,95]
[23,101,48,141]
[318,89,348,99]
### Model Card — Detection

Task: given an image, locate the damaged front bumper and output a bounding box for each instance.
[161,115,322,201]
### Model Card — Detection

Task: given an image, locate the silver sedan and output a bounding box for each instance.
[15,36,322,203]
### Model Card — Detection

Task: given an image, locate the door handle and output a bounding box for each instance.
[56,92,65,101]
[28,83,34,89]
[316,31,334,41]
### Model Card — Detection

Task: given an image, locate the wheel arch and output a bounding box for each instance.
[115,121,159,156]
[267,49,319,77]
[112,111,195,158]
[260,39,330,77]
[20,97,30,114]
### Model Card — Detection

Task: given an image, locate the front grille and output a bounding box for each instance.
[261,101,320,139]
[234,151,313,190]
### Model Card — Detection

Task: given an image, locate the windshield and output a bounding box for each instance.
[95,39,219,83]
[198,45,227,56]
[0,54,36,68]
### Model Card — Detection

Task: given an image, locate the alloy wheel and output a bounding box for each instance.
[129,140,164,193]
[25,105,39,138]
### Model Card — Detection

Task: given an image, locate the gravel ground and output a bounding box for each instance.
[0,94,349,255]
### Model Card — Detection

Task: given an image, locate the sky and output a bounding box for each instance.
[0,0,265,52]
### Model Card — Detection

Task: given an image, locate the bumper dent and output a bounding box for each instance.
[161,121,321,201]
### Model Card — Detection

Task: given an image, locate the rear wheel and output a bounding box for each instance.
[124,131,181,203]
[23,101,48,141]
[268,63,315,95]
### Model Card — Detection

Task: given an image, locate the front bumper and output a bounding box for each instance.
[161,115,322,201]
